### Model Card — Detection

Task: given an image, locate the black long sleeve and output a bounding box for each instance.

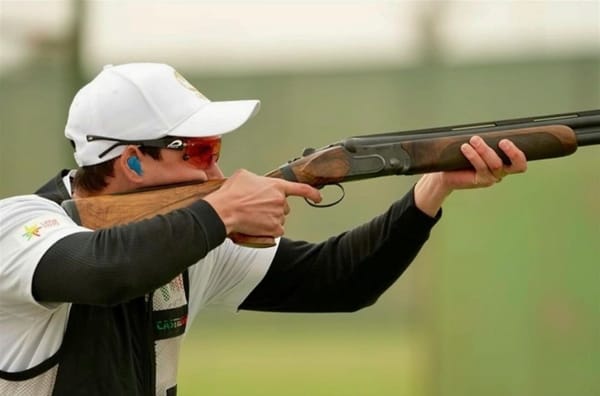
[32,200,226,306]
[240,188,440,312]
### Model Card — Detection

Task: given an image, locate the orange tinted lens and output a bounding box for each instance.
[184,137,221,168]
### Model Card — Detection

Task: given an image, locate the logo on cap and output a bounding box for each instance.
[174,71,207,100]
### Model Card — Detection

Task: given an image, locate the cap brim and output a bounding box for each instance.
[169,99,260,137]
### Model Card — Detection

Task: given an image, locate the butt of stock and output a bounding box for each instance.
[62,179,277,248]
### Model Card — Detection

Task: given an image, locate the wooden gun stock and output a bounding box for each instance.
[63,179,224,228]
[62,179,280,248]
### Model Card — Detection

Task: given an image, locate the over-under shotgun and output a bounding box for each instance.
[63,109,600,247]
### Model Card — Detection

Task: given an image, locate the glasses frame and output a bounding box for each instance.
[86,134,221,168]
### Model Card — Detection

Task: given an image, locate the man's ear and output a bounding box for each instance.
[117,146,145,181]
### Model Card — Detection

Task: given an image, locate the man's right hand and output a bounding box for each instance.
[203,169,322,237]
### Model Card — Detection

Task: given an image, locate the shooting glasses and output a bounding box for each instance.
[86,134,222,169]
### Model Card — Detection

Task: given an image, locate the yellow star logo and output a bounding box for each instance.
[22,224,42,240]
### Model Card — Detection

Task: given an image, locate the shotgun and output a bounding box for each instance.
[62,109,600,247]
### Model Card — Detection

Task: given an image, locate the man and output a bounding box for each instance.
[0,63,526,395]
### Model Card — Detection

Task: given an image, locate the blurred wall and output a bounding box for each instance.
[1,1,599,395]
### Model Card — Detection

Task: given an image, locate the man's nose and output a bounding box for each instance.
[205,163,224,179]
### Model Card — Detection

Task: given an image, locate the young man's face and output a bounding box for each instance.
[139,148,225,188]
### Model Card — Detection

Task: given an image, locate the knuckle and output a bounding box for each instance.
[520,162,528,172]
[510,163,527,174]
[274,195,287,206]
[489,162,503,173]
[274,225,285,237]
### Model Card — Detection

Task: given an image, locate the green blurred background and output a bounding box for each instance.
[1,2,599,395]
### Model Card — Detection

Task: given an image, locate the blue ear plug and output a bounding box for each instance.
[127,156,143,176]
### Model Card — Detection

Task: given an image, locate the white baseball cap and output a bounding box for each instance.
[65,63,260,166]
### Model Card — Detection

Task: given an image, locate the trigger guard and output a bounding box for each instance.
[305,183,345,208]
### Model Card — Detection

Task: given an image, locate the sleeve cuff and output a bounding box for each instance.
[187,200,227,250]
[409,185,443,223]
[388,186,442,238]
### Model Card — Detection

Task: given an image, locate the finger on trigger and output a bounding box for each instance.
[283,180,322,203]
[302,185,323,203]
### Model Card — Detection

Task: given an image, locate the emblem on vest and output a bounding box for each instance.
[152,274,188,340]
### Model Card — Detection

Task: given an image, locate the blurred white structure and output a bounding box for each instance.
[1,0,599,75]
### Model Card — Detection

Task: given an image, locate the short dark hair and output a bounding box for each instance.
[73,147,162,193]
